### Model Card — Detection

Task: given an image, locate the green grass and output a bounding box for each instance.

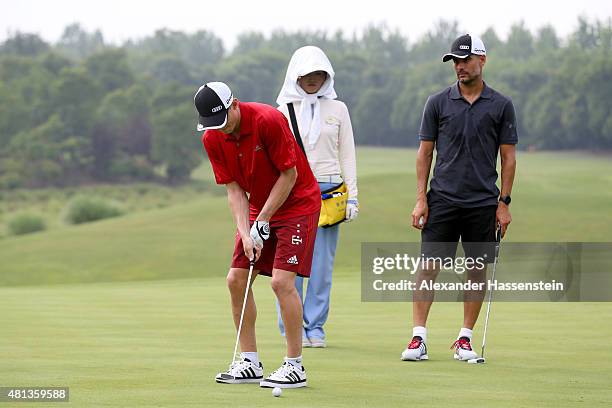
[0,181,219,238]
[1,279,611,407]
[1,148,612,407]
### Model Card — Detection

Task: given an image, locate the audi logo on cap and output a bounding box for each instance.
[459,45,470,50]
[212,105,222,113]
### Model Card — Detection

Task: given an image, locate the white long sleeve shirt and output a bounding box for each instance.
[278,99,358,199]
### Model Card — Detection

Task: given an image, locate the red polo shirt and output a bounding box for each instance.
[202,102,320,221]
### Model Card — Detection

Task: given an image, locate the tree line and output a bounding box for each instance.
[0,19,611,188]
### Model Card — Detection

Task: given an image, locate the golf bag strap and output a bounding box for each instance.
[287,103,306,156]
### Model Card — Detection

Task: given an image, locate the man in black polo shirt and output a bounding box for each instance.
[401,34,517,362]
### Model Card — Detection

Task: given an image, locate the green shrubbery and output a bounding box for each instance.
[64,196,123,224]
[8,213,46,235]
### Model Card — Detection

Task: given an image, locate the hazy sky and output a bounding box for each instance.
[2,0,612,49]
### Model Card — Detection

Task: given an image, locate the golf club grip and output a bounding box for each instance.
[496,224,502,243]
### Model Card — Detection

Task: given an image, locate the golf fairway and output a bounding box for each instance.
[1,278,611,407]
[1,148,611,406]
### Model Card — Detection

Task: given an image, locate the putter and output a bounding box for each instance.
[230,253,256,365]
[468,225,502,365]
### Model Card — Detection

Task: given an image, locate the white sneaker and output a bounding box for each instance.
[309,338,326,348]
[451,337,478,361]
[215,358,263,384]
[302,337,312,348]
[401,336,429,361]
[260,361,307,388]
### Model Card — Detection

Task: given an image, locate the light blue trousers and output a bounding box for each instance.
[277,182,341,340]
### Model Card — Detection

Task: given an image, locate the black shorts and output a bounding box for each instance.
[421,191,497,264]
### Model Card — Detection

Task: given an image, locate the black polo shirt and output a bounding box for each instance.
[418,81,518,208]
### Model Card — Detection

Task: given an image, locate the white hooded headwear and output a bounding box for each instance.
[276,46,337,146]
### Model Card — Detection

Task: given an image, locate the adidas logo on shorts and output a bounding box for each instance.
[287,255,299,265]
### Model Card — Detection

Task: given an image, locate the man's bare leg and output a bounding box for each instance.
[227,267,259,352]
[271,268,302,357]
[412,267,440,327]
[462,266,487,329]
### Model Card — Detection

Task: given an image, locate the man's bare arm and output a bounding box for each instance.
[412,141,435,229]
[496,144,516,237]
[226,182,255,259]
[257,167,298,221]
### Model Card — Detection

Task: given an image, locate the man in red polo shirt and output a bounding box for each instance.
[194,82,320,389]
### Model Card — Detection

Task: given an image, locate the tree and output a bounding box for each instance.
[8,114,91,186]
[353,87,394,146]
[85,48,134,93]
[4,19,612,190]
[92,84,153,180]
[232,32,266,55]
[504,22,535,59]
[0,55,58,131]
[409,20,460,64]
[481,27,502,54]
[0,82,30,148]
[152,104,201,183]
[391,61,454,146]
[57,23,105,60]
[578,53,612,147]
[572,17,599,49]
[41,52,72,75]
[523,82,564,148]
[359,24,409,67]
[151,56,194,85]
[0,33,49,57]
[535,25,560,53]
[333,53,368,114]
[220,49,288,104]
[52,67,100,137]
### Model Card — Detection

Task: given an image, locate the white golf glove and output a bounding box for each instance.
[249,220,270,249]
[345,199,359,222]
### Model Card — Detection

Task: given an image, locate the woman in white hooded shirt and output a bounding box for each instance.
[276,46,358,348]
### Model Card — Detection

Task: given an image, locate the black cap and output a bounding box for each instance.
[442,34,487,62]
[194,82,234,131]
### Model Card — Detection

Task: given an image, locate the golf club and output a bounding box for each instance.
[468,225,502,365]
[231,253,256,365]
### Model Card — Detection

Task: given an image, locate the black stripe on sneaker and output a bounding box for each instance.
[291,372,300,382]
[265,377,307,385]
[248,367,256,378]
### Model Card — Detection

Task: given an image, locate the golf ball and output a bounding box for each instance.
[272,387,282,397]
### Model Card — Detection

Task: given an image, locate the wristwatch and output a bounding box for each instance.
[499,195,511,206]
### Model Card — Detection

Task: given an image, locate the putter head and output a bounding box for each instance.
[467,357,486,364]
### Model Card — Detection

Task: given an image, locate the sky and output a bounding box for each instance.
[2,0,612,49]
